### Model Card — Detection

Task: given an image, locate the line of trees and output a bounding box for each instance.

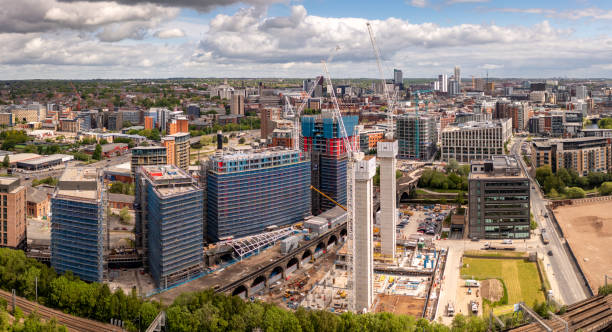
[535,165,612,198]
[418,162,469,192]
[0,298,67,332]
[0,248,159,331]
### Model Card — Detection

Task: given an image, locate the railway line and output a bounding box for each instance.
[0,289,123,332]
[510,294,612,332]
[216,221,346,294]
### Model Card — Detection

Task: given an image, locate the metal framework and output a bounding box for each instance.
[321,59,357,312]
[222,227,296,259]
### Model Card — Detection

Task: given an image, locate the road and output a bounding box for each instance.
[510,136,589,305]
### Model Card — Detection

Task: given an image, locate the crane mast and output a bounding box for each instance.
[367,22,397,136]
[321,59,357,312]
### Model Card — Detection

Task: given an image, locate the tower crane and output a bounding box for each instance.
[284,46,341,151]
[321,58,359,312]
[367,22,398,136]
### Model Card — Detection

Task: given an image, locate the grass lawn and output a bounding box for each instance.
[461,257,545,308]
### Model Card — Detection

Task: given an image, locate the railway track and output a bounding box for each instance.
[509,294,612,332]
[0,289,123,332]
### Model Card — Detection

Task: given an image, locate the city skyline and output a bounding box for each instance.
[1,0,612,80]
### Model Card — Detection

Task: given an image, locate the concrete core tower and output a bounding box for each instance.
[377,140,398,258]
[354,153,376,312]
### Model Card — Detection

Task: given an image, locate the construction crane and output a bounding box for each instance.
[367,22,398,135]
[310,185,346,211]
[284,46,341,151]
[321,58,358,312]
[411,89,433,160]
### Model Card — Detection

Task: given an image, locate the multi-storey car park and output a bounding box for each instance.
[51,167,104,282]
[203,148,312,242]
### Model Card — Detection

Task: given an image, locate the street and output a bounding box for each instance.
[510,136,589,305]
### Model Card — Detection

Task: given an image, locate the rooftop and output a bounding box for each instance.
[140,165,200,197]
[442,120,508,132]
[56,167,99,201]
[469,155,525,179]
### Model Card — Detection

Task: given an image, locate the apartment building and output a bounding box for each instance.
[51,167,103,282]
[468,156,530,239]
[0,178,26,249]
[359,129,385,153]
[441,119,512,163]
[162,133,190,171]
[204,148,311,241]
[131,146,168,177]
[531,137,611,175]
[396,114,437,160]
[137,165,203,288]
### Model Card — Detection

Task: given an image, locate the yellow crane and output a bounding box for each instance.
[310,185,346,211]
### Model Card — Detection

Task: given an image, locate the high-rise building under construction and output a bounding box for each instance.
[301,115,359,214]
[397,114,437,160]
[203,148,311,242]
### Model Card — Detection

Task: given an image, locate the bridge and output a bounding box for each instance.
[397,168,423,201]
[508,294,612,332]
[216,223,347,299]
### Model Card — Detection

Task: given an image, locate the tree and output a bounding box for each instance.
[238,137,246,144]
[565,186,586,199]
[535,166,553,185]
[119,207,132,224]
[445,159,459,173]
[222,136,228,144]
[599,182,612,195]
[2,155,8,168]
[598,284,612,296]
[92,144,102,160]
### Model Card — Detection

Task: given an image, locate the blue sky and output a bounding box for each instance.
[0,0,611,79]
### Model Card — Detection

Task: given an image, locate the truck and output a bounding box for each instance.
[483,243,516,251]
[447,303,455,316]
[541,229,550,244]
[465,280,480,288]
[470,301,478,314]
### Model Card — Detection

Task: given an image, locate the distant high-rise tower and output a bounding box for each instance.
[438,74,448,93]
[393,69,403,85]
[454,66,461,90]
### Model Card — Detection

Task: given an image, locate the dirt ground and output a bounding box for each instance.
[454,284,483,316]
[554,201,612,292]
[374,294,425,316]
[481,279,503,302]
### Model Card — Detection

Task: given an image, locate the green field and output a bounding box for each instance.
[461,257,545,308]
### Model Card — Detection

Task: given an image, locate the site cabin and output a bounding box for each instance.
[465,280,480,288]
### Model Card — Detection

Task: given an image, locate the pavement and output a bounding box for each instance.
[511,137,589,305]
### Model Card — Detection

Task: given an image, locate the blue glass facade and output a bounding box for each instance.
[206,157,311,241]
[319,156,347,211]
[143,174,203,288]
[51,196,103,282]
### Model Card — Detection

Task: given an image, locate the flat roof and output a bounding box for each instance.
[18,154,64,166]
[8,153,41,163]
[56,167,99,200]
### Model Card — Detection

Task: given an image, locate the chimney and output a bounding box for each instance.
[217,130,223,150]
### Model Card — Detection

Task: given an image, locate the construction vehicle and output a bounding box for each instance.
[470,300,479,314]
[447,303,455,316]
[337,290,347,299]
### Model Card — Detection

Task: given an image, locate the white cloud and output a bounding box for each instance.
[410,0,427,8]
[0,0,179,36]
[154,28,186,39]
[494,7,612,21]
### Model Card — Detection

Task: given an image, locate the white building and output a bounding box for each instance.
[441,119,512,163]
[438,74,448,93]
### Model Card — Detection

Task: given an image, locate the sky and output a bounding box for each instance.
[1,0,612,79]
